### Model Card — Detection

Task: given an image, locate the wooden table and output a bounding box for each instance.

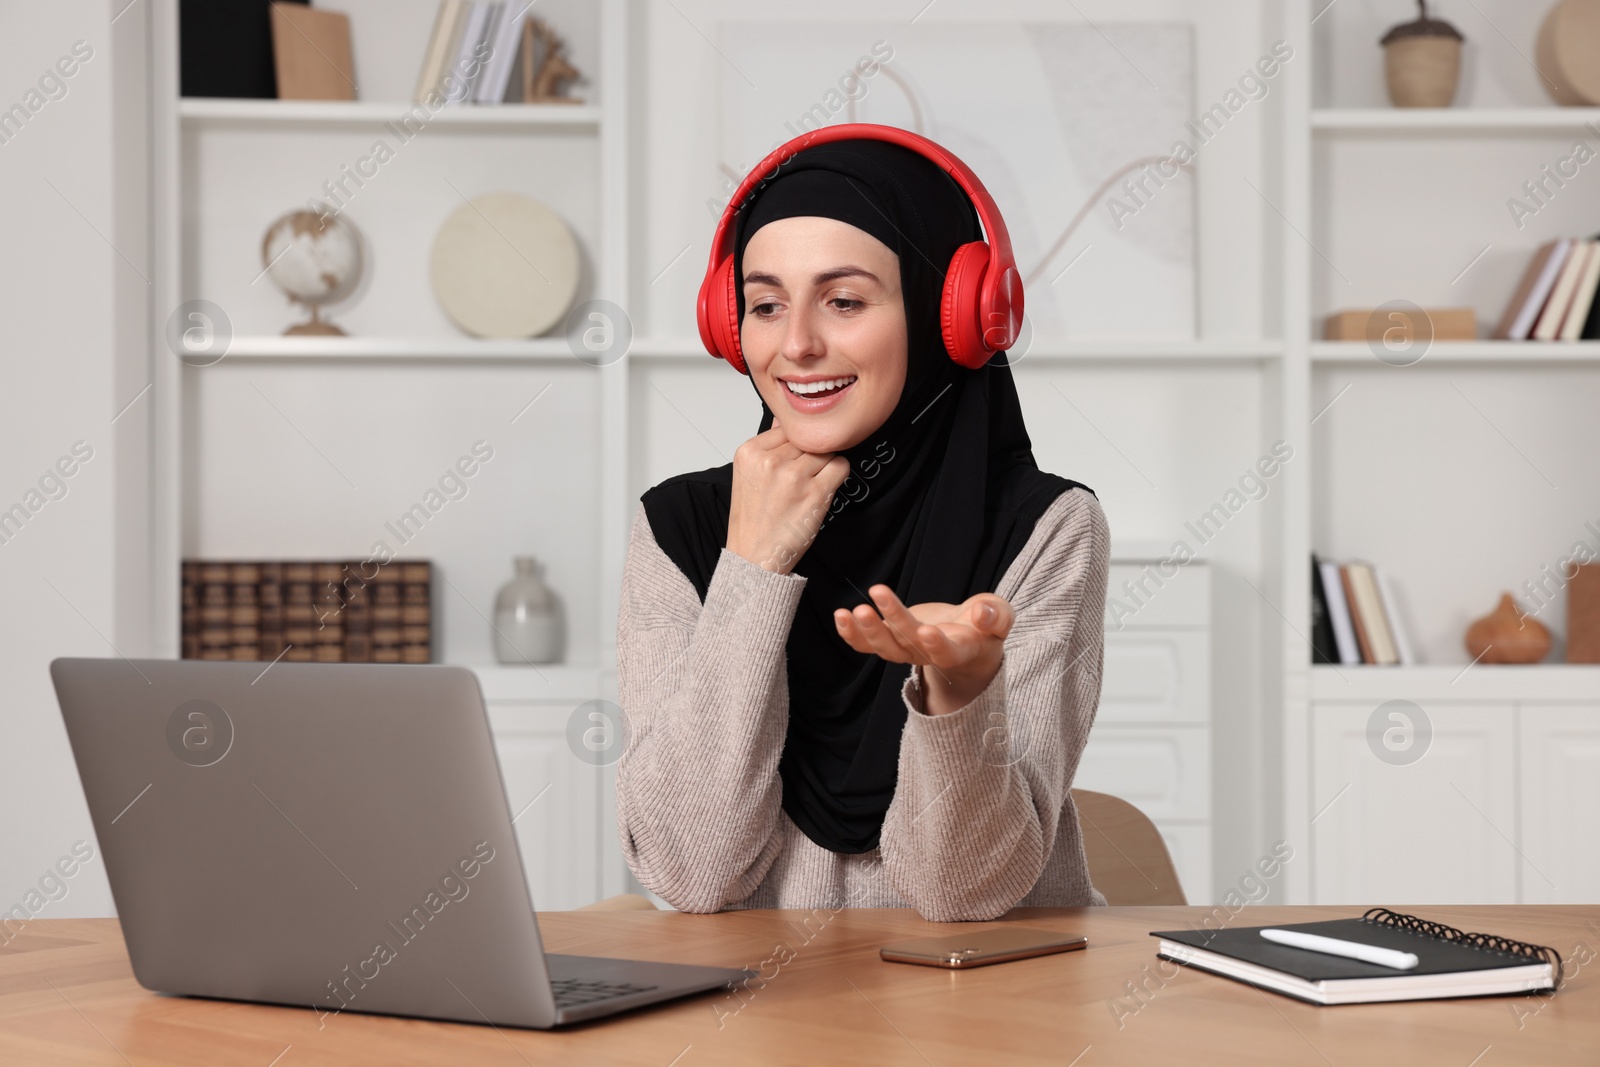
[2,906,1595,1065]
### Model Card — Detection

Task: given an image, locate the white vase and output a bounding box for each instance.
[493,556,565,665]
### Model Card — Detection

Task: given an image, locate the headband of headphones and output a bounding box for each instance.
[696,123,1022,373]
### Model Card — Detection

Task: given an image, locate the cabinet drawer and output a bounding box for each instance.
[1074,726,1209,821]
[1104,561,1210,629]
[1099,630,1210,724]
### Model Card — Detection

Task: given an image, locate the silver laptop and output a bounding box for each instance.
[50,657,752,1028]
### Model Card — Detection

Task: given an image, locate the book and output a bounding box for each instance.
[1493,239,1570,340]
[1533,237,1592,340]
[1318,559,1360,666]
[1560,241,1600,340]
[445,2,495,106]
[475,0,532,104]
[518,15,538,102]
[180,0,308,99]
[1151,908,1561,1006]
[1339,564,1374,664]
[473,3,506,101]
[1346,562,1398,665]
[1584,235,1600,339]
[1570,563,1600,663]
[269,2,356,101]
[413,1,462,104]
[1309,556,1339,665]
[181,559,431,664]
[1373,566,1414,666]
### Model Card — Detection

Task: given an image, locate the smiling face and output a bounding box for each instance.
[740,215,907,455]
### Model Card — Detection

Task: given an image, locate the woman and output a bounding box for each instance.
[616,132,1110,921]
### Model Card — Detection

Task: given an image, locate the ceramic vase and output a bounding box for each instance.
[493,556,565,665]
[1463,592,1551,665]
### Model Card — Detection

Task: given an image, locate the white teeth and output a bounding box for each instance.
[784,376,857,396]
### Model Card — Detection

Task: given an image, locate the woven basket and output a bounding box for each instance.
[1384,36,1462,107]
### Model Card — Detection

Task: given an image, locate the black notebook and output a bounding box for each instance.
[1151,909,1562,1005]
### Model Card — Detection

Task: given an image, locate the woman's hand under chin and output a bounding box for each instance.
[834,584,1014,716]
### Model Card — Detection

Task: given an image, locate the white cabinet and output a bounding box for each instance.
[1519,704,1600,905]
[474,665,612,910]
[1079,559,1212,902]
[1310,703,1517,904]
[1308,674,1600,905]
[486,702,604,911]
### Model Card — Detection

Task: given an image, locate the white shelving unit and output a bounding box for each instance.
[1312,107,1600,131]
[148,0,632,904]
[1281,0,1600,905]
[1310,665,1600,703]
[1312,341,1600,363]
[179,97,604,129]
[221,336,582,360]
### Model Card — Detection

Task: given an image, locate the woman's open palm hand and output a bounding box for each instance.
[834,585,1013,714]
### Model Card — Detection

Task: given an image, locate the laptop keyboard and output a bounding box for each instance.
[550,977,661,1008]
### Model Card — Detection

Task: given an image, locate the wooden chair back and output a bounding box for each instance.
[1072,788,1188,905]
[574,892,658,912]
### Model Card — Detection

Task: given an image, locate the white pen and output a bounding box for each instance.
[1259,928,1419,970]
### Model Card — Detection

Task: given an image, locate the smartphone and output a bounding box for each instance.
[879,927,1087,969]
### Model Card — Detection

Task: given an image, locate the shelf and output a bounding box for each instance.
[1313,108,1600,132]
[1013,340,1283,362]
[1310,664,1600,702]
[179,98,601,130]
[629,338,1284,363]
[218,335,583,361]
[465,662,608,704]
[1311,341,1600,364]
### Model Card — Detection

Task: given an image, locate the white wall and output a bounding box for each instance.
[0,0,144,918]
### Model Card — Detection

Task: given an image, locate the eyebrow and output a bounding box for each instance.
[742,266,882,288]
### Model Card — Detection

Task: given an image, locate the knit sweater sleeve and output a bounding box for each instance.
[877,487,1110,921]
[612,501,807,913]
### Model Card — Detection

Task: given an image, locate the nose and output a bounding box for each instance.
[778,298,824,365]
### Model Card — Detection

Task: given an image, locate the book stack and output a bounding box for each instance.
[413,2,551,106]
[182,560,433,664]
[1310,556,1413,666]
[1493,235,1600,341]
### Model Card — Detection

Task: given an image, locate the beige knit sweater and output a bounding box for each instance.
[614,485,1110,921]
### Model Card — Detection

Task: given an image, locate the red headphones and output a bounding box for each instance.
[696,123,1022,375]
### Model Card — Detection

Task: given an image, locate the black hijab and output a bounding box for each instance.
[640,138,1092,854]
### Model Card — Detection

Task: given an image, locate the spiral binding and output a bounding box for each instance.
[1362,908,1565,983]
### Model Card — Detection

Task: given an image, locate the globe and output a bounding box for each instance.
[261,207,364,335]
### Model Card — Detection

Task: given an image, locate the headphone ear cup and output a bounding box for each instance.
[696,254,748,374]
[941,241,994,369]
